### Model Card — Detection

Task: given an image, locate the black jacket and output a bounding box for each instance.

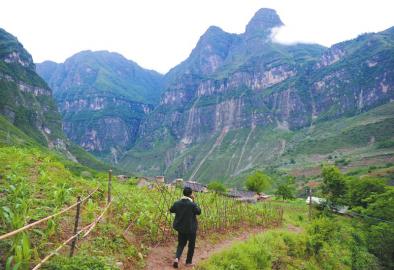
[170,198,201,234]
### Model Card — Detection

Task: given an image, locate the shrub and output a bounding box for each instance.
[43,256,117,270]
[207,181,226,193]
[274,184,295,200]
[80,171,93,178]
[348,177,386,208]
[245,171,271,193]
[199,218,379,270]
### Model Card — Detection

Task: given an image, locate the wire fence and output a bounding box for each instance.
[0,170,114,269]
[0,171,285,268]
[117,183,284,245]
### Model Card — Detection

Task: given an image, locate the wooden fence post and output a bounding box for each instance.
[108,169,112,204]
[69,196,81,257]
[309,188,312,221]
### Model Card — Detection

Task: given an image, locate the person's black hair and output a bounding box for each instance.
[183,187,193,196]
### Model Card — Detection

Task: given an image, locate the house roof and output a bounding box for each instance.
[306,181,320,188]
[227,189,256,198]
[184,181,207,192]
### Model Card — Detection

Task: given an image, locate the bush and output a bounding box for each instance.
[198,218,379,270]
[207,181,226,193]
[376,140,394,149]
[335,158,350,166]
[80,170,93,178]
[43,256,117,270]
[274,184,295,200]
[245,171,271,193]
[348,177,386,208]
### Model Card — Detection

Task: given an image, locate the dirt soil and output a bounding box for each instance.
[144,227,267,270]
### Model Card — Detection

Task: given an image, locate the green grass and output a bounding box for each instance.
[0,113,110,174]
[197,216,378,270]
[0,115,36,147]
[0,146,282,270]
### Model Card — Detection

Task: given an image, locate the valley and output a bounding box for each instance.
[32,9,394,184]
[0,5,393,270]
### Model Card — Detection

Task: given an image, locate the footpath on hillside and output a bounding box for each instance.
[145,227,266,270]
[145,224,302,270]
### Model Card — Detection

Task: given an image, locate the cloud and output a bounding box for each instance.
[270,26,322,46]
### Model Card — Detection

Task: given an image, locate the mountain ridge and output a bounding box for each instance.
[31,8,394,182]
[36,50,164,162]
[118,9,394,182]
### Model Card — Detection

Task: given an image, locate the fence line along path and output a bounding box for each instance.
[1,169,115,269]
[0,187,99,241]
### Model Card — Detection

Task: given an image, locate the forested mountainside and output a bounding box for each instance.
[119,8,394,182]
[36,51,164,162]
[0,28,109,171]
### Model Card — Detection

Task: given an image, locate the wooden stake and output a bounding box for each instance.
[309,188,312,221]
[69,196,81,257]
[108,169,112,203]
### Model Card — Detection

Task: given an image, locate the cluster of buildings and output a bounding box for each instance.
[116,174,271,203]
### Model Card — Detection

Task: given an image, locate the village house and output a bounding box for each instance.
[116,175,129,181]
[227,189,258,203]
[183,181,208,193]
[136,177,154,189]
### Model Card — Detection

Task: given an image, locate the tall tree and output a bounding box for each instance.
[321,165,348,205]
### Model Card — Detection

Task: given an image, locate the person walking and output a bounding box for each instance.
[170,186,201,268]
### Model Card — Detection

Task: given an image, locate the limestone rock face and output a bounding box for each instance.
[0,28,64,148]
[37,51,163,163]
[119,12,394,181]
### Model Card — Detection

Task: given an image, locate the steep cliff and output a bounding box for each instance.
[0,28,109,171]
[0,28,67,149]
[37,51,164,162]
[119,9,394,182]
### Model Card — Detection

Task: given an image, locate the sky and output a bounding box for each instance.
[1,0,394,73]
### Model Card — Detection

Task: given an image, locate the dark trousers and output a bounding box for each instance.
[175,232,196,263]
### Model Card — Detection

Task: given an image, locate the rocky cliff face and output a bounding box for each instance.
[0,28,67,151]
[119,9,394,181]
[37,51,164,162]
[0,28,110,170]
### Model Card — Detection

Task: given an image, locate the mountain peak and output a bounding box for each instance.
[245,8,283,36]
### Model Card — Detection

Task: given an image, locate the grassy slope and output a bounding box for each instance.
[0,114,110,174]
[0,146,283,270]
[0,115,36,147]
[197,200,378,270]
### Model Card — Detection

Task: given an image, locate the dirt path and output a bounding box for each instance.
[144,227,266,270]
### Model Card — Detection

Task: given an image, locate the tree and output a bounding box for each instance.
[321,165,348,205]
[207,181,226,193]
[275,183,295,200]
[245,171,271,194]
[348,177,386,208]
[362,188,394,268]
